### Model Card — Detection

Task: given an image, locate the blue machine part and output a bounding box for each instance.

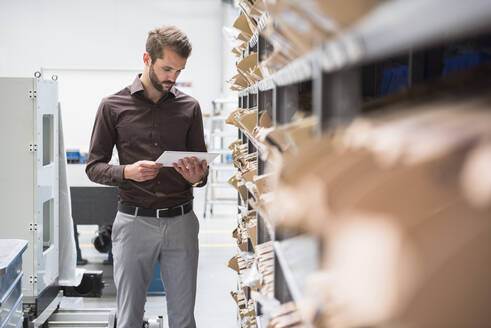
[147,260,166,295]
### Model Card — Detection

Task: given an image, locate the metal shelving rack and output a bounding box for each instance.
[229,0,491,326]
[203,99,238,219]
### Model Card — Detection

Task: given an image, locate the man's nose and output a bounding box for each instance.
[168,72,178,82]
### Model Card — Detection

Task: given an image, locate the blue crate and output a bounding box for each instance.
[379,65,409,97]
[442,52,491,77]
[79,153,88,164]
[66,151,80,163]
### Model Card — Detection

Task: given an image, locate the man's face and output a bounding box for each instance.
[148,47,187,93]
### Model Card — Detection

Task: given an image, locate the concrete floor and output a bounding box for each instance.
[68,187,239,328]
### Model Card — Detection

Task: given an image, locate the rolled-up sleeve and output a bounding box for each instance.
[186,102,209,187]
[85,99,125,186]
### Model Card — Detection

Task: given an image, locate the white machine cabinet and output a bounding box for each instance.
[0,77,59,303]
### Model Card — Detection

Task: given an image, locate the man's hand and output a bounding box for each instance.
[124,160,163,182]
[173,156,207,185]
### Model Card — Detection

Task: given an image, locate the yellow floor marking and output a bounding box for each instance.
[78,230,98,234]
[80,244,95,248]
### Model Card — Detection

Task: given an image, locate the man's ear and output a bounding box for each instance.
[143,52,151,66]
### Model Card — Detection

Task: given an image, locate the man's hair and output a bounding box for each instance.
[146,26,192,62]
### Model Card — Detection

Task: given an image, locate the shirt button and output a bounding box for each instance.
[157,181,161,184]
[154,142,158,146]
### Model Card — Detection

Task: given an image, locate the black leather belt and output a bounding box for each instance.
[118,201,193,218]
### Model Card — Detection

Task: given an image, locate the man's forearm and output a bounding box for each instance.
[85,162,126,186]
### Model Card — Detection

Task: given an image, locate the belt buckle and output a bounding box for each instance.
[156,207,169,218]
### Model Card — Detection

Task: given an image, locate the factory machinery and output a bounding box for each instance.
[0,76,164,328]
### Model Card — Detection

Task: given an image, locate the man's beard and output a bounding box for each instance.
[149,64,174,93]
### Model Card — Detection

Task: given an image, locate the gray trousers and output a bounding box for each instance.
[111,209,199,328]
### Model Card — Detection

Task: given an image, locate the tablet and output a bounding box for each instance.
[155,151,220,167]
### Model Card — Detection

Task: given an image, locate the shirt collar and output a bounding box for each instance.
[130,74,177,98]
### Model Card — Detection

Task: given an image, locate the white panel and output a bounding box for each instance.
[0,78,36,298]
[0,77,59,298]
[35,79,60,295]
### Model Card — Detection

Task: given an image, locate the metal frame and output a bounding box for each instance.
[0,78,60,308]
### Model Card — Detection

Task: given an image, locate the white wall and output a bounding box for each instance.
[0,0,223,151]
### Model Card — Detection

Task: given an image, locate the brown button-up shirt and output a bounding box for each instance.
[86,75,208,208]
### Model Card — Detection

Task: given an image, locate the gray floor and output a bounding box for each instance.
[68,187,239,327]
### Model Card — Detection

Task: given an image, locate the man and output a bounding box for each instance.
[86,26,208,328]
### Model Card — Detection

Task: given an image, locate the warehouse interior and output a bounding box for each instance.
[1,0,491,327]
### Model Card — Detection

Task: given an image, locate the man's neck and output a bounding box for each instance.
[140,73,167,104]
